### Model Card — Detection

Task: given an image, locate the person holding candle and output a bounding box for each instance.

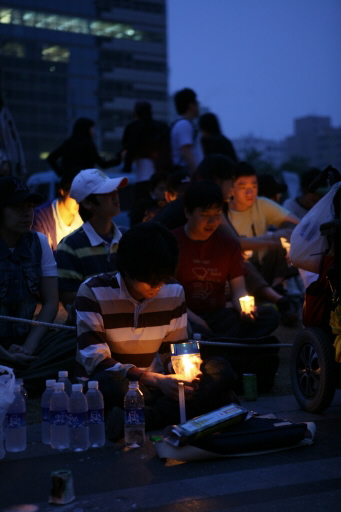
[75,222,238,440]
[172,180,280,339]
[227,162,300,325]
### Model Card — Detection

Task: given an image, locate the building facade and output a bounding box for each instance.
[0,0,168,173]
[284,116,341,172]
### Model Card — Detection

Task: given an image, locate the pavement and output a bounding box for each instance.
[1,390,341,512]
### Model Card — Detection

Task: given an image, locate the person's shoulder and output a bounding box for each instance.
[82,271,119,291]
[171,225,184,236]
[213,229,240,249]
[34,199,54,214]
[259,196,289,213]
[162,278,185,297]
[57,225,86,248]
[171,118,192,131]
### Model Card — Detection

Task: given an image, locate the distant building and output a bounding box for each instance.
[284,116,341,171]
[0,1,168,173]
[231,135,285,168]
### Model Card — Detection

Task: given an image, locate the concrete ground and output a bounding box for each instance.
[2,388,341,512]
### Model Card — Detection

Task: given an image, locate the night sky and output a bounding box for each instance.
[167,0,341,140]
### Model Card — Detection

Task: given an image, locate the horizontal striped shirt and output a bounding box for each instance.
[75,271,187,380]
[56,221,122,292]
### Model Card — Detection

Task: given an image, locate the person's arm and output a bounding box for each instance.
[55,239,83,307]
[9,276,59,356]
[229,275,248,313]
[187,307,212,333]
[139,372,195,400]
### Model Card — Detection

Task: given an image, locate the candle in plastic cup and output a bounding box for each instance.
[170,342,202,381]
[239,295,255,315]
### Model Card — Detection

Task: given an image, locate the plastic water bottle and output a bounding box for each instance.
[5,384,26,452]
[124,381,145,448]
[86,381,105,448]
[68,384,89,452]
[41,379,56,444]
[57,370,72,396]
[50,382,69,450]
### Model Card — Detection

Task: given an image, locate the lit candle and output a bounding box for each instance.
[280,237,291,253]
[170,342,202,425]
[239,295,255,315]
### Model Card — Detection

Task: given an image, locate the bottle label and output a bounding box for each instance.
[68,411,89,428]
[88,408,104,425]
[6,412,26,428]
[42,406,50,422]
[50,410,68,426]
[125,407,145,425]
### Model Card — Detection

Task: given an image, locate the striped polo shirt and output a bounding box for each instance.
[56,221,122,292]
[75,271,188,380]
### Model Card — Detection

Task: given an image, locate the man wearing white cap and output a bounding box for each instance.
[55,169,128,309]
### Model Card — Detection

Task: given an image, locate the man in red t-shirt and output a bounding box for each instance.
[172,180,279,339]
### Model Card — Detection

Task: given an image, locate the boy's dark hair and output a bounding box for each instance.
[194,154,236,183]
[183,180,223,214]
[233,161,257,180]
[149,171,169,192]
[199,113,221,135]
[174,88,197,115]
[116,222,179,285]
[166,169,191,195]
[134,101,152,120]
[78,194,100,222]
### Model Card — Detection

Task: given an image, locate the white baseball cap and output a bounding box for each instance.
[70,168,128,203]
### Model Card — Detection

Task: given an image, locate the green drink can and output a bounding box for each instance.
[243,373,257,401]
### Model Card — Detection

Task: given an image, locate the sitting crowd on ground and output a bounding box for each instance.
[1,86,321,440]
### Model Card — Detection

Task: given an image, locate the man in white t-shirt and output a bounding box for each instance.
[171,88,201,174]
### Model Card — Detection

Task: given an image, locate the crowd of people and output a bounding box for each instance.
[1,87,324,440]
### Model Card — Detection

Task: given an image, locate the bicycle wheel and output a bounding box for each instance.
[290,327,336,413]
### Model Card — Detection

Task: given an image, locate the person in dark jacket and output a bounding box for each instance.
[0,176,76,394]
[199,113,238,163]
[47,118,119,181]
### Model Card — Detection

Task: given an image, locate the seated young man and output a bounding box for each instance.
[227,162,300,292]
[55,168,128,309]
[75,222,237,439]
[172,180,280,339]
[194,155,299,326]
[0,176,76,394]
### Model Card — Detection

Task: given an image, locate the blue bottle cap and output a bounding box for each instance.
[170,341,200,356]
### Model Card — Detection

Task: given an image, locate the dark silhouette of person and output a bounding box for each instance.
[199,113,238,163]
[47,117,119,181]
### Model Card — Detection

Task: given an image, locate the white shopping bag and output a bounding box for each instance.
[289,182,341,273]
[0,365,16,459]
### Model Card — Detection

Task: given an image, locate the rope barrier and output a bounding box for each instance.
[0,315,76,331]
[0,315,292,347]
[198,340,292,348]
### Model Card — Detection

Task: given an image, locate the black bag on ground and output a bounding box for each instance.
[199,336,280,394]
[191,417,307,455]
